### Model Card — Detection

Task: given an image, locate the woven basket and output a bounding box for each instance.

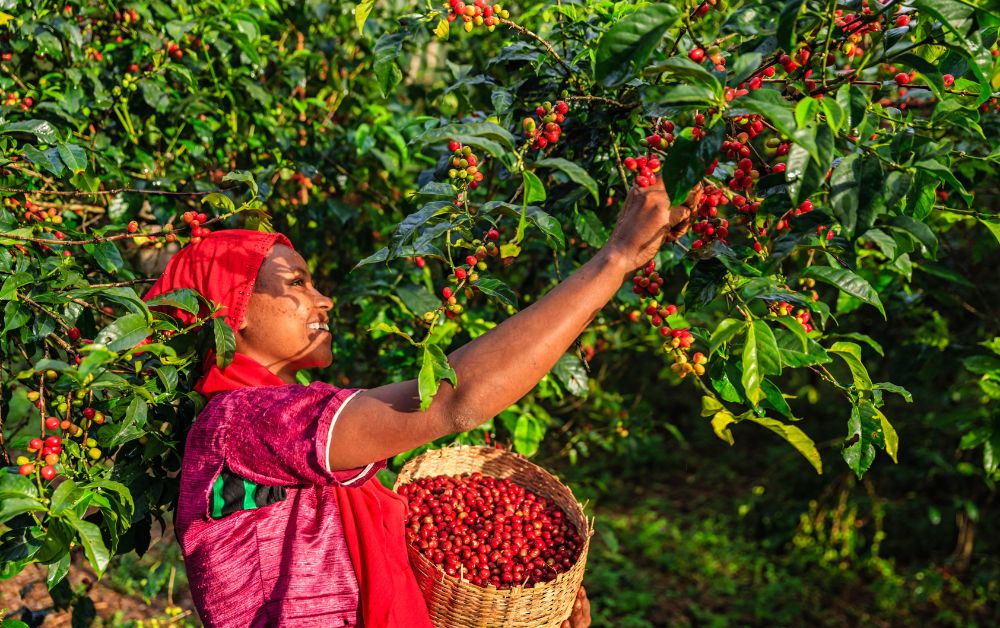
[394,445,593,628]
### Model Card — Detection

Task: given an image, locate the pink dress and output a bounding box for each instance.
[175,382,382,627]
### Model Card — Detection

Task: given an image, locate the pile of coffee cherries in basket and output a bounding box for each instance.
[399,472,583,589]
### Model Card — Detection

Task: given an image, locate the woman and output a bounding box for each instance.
[143,176,697,627]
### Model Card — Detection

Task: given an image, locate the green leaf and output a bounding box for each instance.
[595,3,681,85]
[355,0,376,34]
[741,320,782,405]
[886,215,938,258]
[746,416,822,474]
[0,118,59,143]
[535,158,599,203]
[513,413,544,457]
[414,122,515,154]
[47,552,71,590]
[475,277,518,309]
[62,512,110,576]
[644,57,723,94]
[829,341,873,391]
[874,382,913,403]
[91,241,124,275]
[660,124,725,203]
[374,33,404,98]
[49,479,82,516]
[980,219,1000,245]
[23,145,65,176]
[201,192,236,213]
[526,207,565,250]
[418,343,457,411]
[222,170,258,197]
[213,317,237,368]
[913,0,993,101]
[145,288,201,316]
[829,153,860,236]
[103,397,148,448]
[842,402,877,477]
[522,170,546,204]
[802,266,885,318]
[831,332,884,357]
[0,495,45,523]
[552,353,588,397]
[734,89,797,141]
[775,316,809,351]
[709,318,747,357]
[777,0,808,52]
[643,84,720,107]
[573,210,608,248]
[56,143,88,174]
[786,125,834,206]
[913,159,971,206]
[395,285,440,318]
[710,408,738,446]
[94,313,152,353]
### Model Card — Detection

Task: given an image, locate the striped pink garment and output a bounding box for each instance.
[175,382,382,627]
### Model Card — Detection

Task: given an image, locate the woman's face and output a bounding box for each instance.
[236,244,334,382]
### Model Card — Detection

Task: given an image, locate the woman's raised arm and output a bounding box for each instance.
[328,177,699,471]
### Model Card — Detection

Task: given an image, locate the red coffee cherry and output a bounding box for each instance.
[895,14,910,27]
[45,417,60,430]
[28,438,44,451]
[19,463,35,476]
[894,72,910,85]
[45,436,61,447]
[67,327,81,340]
[688,47,705,62]
[41,465,56,481]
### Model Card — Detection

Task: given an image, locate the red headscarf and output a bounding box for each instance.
[144,230,432,628]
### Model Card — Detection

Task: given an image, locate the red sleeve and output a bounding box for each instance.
[222,382,384,487]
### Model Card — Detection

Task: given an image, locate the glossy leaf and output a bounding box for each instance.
[803,266,885,318]
[595,3,680,85]
[418,343,457,411]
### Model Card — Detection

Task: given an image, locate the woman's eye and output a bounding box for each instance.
[291,279,305,286]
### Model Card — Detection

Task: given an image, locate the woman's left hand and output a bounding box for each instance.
[560,586,591,628]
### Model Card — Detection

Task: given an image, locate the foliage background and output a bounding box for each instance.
[1,0,998,625]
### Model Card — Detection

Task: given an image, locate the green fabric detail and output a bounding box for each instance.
[242,478,258,510]
[211,473,225,519]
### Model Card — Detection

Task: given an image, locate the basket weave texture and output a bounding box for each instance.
[394,445,592,628]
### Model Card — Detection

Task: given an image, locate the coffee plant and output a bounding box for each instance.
[1,0,998,621]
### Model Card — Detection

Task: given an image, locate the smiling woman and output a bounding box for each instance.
[139,177,695,628]
[236,244,335,382]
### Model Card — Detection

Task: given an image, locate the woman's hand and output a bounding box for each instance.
[605,176,702,273]
[560,586,591,628]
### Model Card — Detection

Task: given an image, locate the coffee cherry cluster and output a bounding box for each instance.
[447,141,486,192]
[399,472,583,589]
[181,210,211,243]
[691,185,730,250]
[623,154,662,188]
[3,91,34,111]
[670,350,706,378]
[522,100,569,150]
[17,395,107,481]
[688,45,726,72]
[623,121,674,187]
[432,229,500,320]
[14,198,64,225]
[446,0,509,33]
[770,301,814,333]
[630,260,664,297]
